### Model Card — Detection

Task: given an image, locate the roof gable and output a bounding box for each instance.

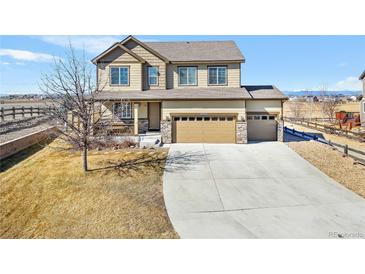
[119,35,169,63]
[91,43,146,64]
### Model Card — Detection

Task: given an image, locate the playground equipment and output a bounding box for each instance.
[335,111,360,130]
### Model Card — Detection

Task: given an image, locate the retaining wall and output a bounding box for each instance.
[0,126,58,160]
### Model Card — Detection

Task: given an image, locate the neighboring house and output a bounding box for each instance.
[91,35,287,143]
[360,70,365,126]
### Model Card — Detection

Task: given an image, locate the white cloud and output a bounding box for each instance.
[0,61,10,65]
[0,49,56,62]
[41,35,121,54]
[330,76,362,91]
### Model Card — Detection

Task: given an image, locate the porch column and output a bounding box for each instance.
[134,103,139,135]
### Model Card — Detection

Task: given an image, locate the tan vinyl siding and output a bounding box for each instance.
[162,100,246,120]
[124,40,166,90]
[166,63,241,89]
[97,62,142,91]
[246,100,282,116]
[98,47,140,63]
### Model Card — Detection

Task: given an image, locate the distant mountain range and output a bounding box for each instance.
[284,90,362,96]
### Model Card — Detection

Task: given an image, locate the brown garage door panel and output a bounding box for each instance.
[174,120,236,143]
[247,120,277,141]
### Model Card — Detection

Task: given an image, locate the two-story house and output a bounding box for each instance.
[91,35,287,144]
[360,70,365,126]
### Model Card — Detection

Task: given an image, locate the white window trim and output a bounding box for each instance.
[148,66,159,86]
[114,102,132,119]
[178,67,198,86]
[208,66,228,86]
[110,66,129,86]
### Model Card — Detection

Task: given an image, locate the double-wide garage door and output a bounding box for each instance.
[173,115,236,143]
[247,114,277,141]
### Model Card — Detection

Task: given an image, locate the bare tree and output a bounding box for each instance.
[319,84,338,122]
[304,88,314,120]
[39,44,107,172]
[288,100,304,119]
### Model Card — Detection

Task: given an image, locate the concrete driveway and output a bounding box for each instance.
[163,142,365,239]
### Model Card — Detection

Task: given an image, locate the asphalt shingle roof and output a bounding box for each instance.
[144,41,245,62]
[243,85,288,99]
[93,86,288,101]
[94,88,251,101]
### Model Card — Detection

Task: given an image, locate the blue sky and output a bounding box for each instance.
[0,35,364,94]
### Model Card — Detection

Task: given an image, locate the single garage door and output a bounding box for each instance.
[173,115,236,143]
[247,114,277,141]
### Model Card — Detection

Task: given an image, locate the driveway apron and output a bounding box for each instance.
[163,143,365,238]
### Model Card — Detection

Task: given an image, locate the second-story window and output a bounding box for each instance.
[208,66,227,85]
[178,67,197,86]
[110,66,129,85]
[148,67,158,86]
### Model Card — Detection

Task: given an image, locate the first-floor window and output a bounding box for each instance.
[178,67,197,85]
[363,101,365,113]
[208,66,227,85]
[148,67,158,86]
[110,66,129,85]
[114,102,132,119]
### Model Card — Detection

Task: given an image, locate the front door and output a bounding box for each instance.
[148,102,161,130]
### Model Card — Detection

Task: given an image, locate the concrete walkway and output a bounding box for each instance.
[163,143,365,239]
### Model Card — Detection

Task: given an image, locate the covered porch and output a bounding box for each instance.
[94,100,161,136]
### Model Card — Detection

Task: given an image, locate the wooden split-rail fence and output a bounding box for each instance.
[284,117,365,142]
[0,106,53,121]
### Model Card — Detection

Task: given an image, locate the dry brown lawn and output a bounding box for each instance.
[0,140,178,239]
[284,101,361,118]
[288,141,365,198]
